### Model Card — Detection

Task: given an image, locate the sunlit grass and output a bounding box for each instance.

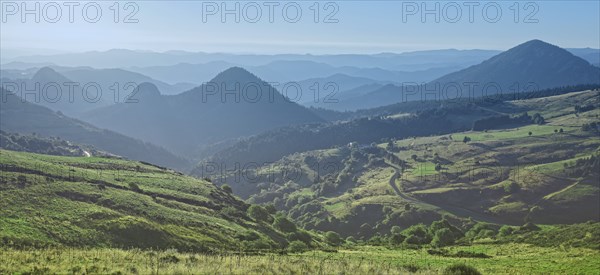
[1,243,598,274]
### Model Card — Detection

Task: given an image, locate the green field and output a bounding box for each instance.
[0,149,288,251]
[1,243,598,274]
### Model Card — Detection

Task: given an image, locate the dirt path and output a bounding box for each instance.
[388,170,419,204]
[385,161,513,225]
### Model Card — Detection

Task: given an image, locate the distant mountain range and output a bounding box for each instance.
[4,47,597,72]
[127,60,458,86]
[58,67,195,95]
[4,44,596,113]
[2,39,598,162]
[1,66,194,95]
[3,49,503,71]
[81,67,324,158]
[295,74,392,105]
[0,67,194,117]
[325,40,600,111]
[0,88,190,170]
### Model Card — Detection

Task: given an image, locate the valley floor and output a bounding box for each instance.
[1,243,598,274]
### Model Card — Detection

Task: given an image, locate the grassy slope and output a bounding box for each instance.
[227,90,599,234]
[0,149,285,251]
[393,90,600,224]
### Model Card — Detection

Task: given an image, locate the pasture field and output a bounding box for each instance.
[1,243,599,274]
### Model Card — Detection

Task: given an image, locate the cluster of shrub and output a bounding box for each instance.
[472,112,545,131]
[238,205,552,252]
[241,206,528,252]
[574,104,597,113]
[235,204,318,252]
[346,218,544,249]
[581,121,599,132]
[563,155,600,178]
[236,203,355,253]
[0,131,88,157]
[249,146,386,214]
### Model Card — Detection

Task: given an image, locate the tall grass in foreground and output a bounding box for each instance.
[0,248,415,274]
[1,243,599,274]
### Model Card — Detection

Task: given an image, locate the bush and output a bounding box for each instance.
[429,219,463,238]
[346,236,357,244]
[498,225,514,237]
[479,229,496,239]
[287,230,312,245]
[532,113,545,125]
[221,184,233,194]
[368,234,385,245]
[391,226,402,235]
[243,239,271,250]
[273,216,297,233]
[264,204,277,214]
[466,222,498,240]
[431,228,455,247]
[389,233,405,246]
[247,205,272,223]
[443,263,482,275]
[518,222,541,233]
[403,224,431,245]
[325,231,342,246]
[221,206,242,219]
[287,240,308,253]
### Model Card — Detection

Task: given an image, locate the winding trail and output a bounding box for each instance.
[388,170,419,204]
[385,162,513,225]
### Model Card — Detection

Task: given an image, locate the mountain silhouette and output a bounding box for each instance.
[429,39,600,98]
[332,40,600,110]
[0,88,190,170]
[83,67,324,157]
[127,82,162,102]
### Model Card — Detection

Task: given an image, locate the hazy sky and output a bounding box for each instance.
[1,1,599,57]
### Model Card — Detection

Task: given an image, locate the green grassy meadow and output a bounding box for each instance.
[1,243,598,274]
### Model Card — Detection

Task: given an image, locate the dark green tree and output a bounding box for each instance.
[431,228,456,247]
[325,231,342,246]
[264,204,277,214]
[247,205,271,223]
[273,216,297,233]
[221,184,233,194]
[287,240,308,253]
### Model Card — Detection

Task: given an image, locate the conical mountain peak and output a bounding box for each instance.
[32,67,69,82]
[210,67,262,83]
[128,82,161,101]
